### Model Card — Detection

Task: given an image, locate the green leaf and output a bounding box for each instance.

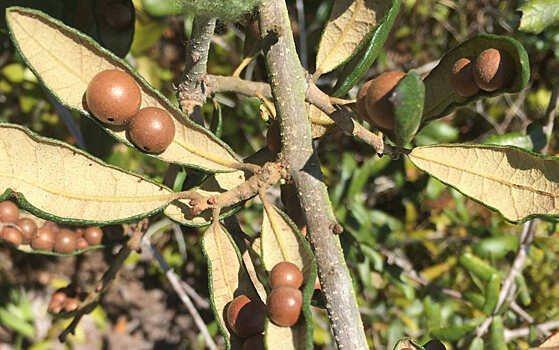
[459,252,499,282]
[515,273,531,306]
[482,273,501,315]
[484,132,535,152]
[489,316,507,350]
[519,0,559,34]
[464,291,485,309]
[260,204,316,350]
[408,144,559,222]
[414,121,459,146]
[473,235,519,260]
[0,307,34,338]
[5,7,244,178]
[423,34,530,121]
[0,123,176,225]
[430,324,475,342]
[202,223,260,350]
[315,0,393,76]
[386,70,425,146]
[332,0,401,96]
[141,0,183,17]
[468,337,484,350]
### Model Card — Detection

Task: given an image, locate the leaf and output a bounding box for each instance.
[241,237,268,302]
[332,0,401,96]
[393,339,424,350]
[260,204,316,350]
[202,223,259,349]
[431,324,475,342]
[489,316,507,350]
[423,34,530,121]
[408,144,559,222]
[386,70,425,146]
[459,252,499,282]
[540,330,559,347]
[315,0,392,76]
[6,7,242,173]
[472,235,519,259]
[519,0,559,34]
[0,123,175,224]
[164,175,243,227]
[468,338,484,350]
[482,273,501,315]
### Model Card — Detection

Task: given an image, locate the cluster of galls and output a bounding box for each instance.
[47,285,83,313]
[451,48,513,97]
[356,48,513,129]
[86,69,175,154]
[225,262,304,349]
[0,201,103,253]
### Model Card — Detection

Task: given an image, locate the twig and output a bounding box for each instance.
[178,16,217,125]
[295,0,307,69]
[505,320,559,342]
[143,238,217,350]
[542,83,559,155]
[58,220,148,342]
[259,0,369,348]
[180,281,210,309]
[206,75,272,98]
[175,161,286,216]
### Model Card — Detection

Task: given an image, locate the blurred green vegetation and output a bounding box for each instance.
[0,0,558,349]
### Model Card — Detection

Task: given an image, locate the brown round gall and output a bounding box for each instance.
[102,1,133,31]
[54,229,77,254]
[451,57,480,97]
[42,221,60,232]
[267,287,302,327]
[0,201,19,223]
[242,334,264,350]
[226,295,266,338]
[362,71,406,130]
[85,69,141,125]
[16,218,37,244]
[31,227,56,251]
[2,227,22,247]
[127,107,175,153]
[76,237,89,251]
[84,226,103,246]
[63,298,80,312]
[270,262,303,289]
[473,48,513,92]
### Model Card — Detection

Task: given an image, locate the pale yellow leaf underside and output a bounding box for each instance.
[540,330,559,347]
[265,321,306,350]
[316,0,387,75]
[0,125,172,222]
[7,9,239,171]
[203,223,256,340]
[261,204,313,282]
[242,237,267,301]
[409,145,559,222]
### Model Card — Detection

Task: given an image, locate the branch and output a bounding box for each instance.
[206,75,272,98]
[259,0,369,348]
[58,220,148,342]
[175,161,286,216]
[505,320,559,342]
[178,16,217,125]
[141,237,217,350]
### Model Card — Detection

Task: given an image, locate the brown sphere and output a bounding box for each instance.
[362,71,406,130]
[85,69,141,125]
[127,107,175,153]
[48,291,67,313]
[267,287,302,327]
[76,237,89,251]
[16,218,37,244]
[0,201,19,223]
[31,227,56,251]
[75,227,85,238]
[54,229,77,254]
[356,79,374,119]
[84,226,103,246]
[42,221,60,232]
[2,227,22,247]
[473,48,513,92]
[451,58,480,97]
[226,295,266,338]
[270,262,303,289]
[266,120,281,154]
[243,334,264,350]
[63,298,80,312]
